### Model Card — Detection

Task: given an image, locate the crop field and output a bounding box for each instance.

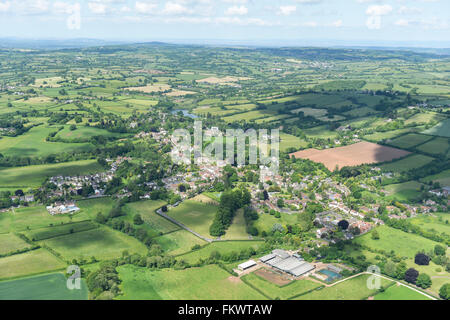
[242,271,321,300]
[153,230,206,256]
[117,264,265,300]
[222,110,278,123]
[166,200,218,238]
[177,241,265,264]
[0,125,94,157]
[0,160,103,188]
[374,284,432,300]
[295,274,393,300]
[0,273,88,300]
[354,226,441,258]
[387,133,433,149]
[380,154,434,173]
[416,137,450,156]
[0,249,66,280]
[0,233,32,255]
[41,227,148,261]
[290,141,411,171]
[422,119,450,138]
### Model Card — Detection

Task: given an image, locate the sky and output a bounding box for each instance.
[0,0,449,46]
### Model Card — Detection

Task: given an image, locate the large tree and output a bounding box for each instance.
[404,268,419,284]
[439,283,450,300]
[415,253,430,266]
[416,273,432,289]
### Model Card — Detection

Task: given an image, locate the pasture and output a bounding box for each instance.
[380,154,434,173]
[374,284,432,300]
[290,141,411,171]
[0,249,66,280]
[420,169,450,186]
[416,137,450,156]
[354,226,441,258]
[153,230,206,256]
[0,125,93,157]
[422,119,450,138]
[388,133,433,149]
[295,274,393,300]
[384,181,424,202]
[116,264,265,300]
[0,233,32,255]
[0,273,88,300]
[0,160,103,188]
[123,200,176,236]
[166,200,218,239]
[41,227,148,262]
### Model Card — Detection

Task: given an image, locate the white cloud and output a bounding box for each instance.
[225,5,248,16]
[135,1,157,14]
[365,4,392,30]
[162,2,192,15]
[278,6,296,16]
[0,1,10,12]
[88,2,107,14]
[366,4,392,16]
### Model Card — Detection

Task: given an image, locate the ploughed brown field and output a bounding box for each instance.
[290,141,410,171]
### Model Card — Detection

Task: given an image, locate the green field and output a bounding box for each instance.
[422,119,450,138]
[0,160,103,188]
[380,154,434,172]
[242,271,322,300]
[0,125,93,157]
[384,181,424,202]
[388,133,433,149]
[416,137,450,156]
[116,264,266,300]
[177,241,265,264]
[154,230,206,256]
[374,284,432,300]
[56,126,126,141]
[222,209,250,240]
[279,133,308,152]
[123,200,176,236]
[254,212,299,234]
[410,212,450,235]
[0,273,88,300]
[0,233,32,255]
[0,249,66,280]
[420,169,450,186]
[41,227,148,261]
[23,221,98,241]
[295,274,393,300]
[354,226,441,258]
[166,200,218,239]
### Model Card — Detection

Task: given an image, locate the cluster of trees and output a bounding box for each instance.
[96,205,153,247]
[209,188,251,237]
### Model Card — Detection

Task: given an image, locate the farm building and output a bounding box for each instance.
[260,249,315,277]
[238,260,257,271]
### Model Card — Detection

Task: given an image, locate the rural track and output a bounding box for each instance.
[156,208,214,243]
